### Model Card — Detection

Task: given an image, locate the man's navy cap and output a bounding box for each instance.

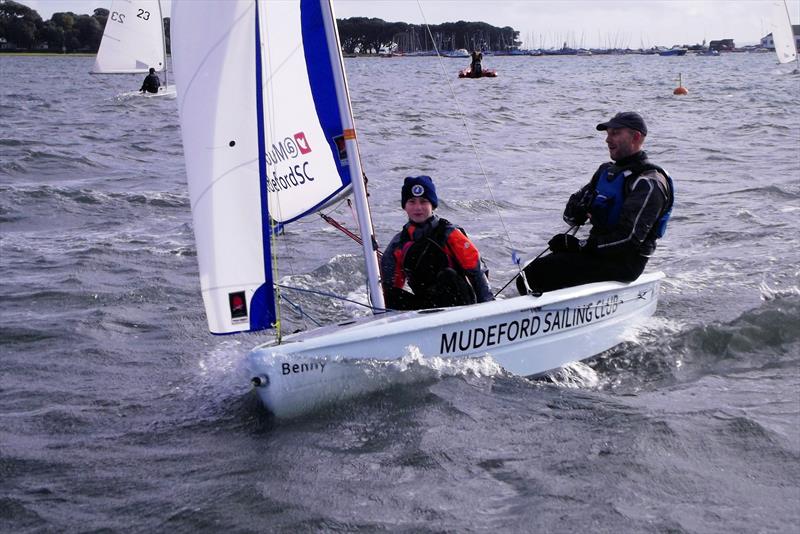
[596,112,647,136]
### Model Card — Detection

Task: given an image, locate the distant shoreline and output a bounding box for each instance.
[0,52,95,57]
[0,49,773,59]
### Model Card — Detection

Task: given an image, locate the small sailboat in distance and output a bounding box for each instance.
[769,0,800,72]
[91,0,176,96]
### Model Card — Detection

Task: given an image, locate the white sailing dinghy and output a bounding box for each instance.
[91,0,176,97]
[769,0,800,72]
[171,0,665,418]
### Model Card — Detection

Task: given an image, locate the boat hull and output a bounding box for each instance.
[658,49,688,56]
[246,272,664,417]
[458,69,498,78]
[118,85,177,99]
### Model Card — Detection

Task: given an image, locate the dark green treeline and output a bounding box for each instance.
[0,0,518,54]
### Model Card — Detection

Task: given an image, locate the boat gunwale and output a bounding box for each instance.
[250,271,664,352]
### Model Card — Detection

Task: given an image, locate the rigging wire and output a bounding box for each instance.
[416,0,524,278]
[320,212,384,259]
[259,10,299,342]
[260,11,384,337]
[493,225,579,297]
[279,292,323,327]
[266,2,568,335]
[276,284,391,313]
[276,280,654,319]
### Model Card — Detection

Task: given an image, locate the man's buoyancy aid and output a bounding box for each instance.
[589,161,674,239]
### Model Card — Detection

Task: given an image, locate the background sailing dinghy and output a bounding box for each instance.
[458,68,498,78]
[171,0,665,418]
[91,0,175,97]
[768,0,800,73]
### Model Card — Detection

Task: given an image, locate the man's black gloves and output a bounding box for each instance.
[548,234,581,253]
[563,186,596,226]
[548,234,595,253]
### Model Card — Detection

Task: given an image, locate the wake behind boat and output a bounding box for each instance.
[171,0,665,418]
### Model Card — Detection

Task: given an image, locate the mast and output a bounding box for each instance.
[320,0,386,312]
[157,0,168,87]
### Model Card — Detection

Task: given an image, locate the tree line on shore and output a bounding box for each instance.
[1,0,109,51]
[0,0,519,54]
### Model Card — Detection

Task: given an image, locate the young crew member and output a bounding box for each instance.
[382,175,493,310]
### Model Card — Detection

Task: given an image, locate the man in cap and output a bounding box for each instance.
[516,112,674,294]
[381,175,493,310]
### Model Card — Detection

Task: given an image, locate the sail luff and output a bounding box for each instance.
[318,0,386,312]
[253,1,279,333]
[157,0,168,85]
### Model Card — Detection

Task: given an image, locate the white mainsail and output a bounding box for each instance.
[91,0,166,74]
[172,0,383,334]
[770,0,799,65]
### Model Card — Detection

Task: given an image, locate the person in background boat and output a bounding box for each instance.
[469,49,483,78]
[139,67,160,94]
[381,175,493,310]
[516,111,674,295]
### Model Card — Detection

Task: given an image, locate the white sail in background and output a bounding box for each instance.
[92,0,166,74]
[770,0,798,64]
[172,0,360,334]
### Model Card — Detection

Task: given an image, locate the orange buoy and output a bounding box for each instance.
[673,73,688,95]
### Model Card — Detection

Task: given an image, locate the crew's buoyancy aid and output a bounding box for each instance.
[589,162,674,238]
[397,219,458,293]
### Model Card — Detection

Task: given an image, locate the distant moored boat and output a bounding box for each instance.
[659,47,688,56]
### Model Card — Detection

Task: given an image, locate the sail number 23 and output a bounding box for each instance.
[109,9,151,23]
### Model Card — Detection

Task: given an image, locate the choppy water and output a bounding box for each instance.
[1,53,799,532]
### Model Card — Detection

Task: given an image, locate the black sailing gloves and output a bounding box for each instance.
[547,233,596,253]
[553,184,598,253]
[548,233,581,252]
[563,185,597,226]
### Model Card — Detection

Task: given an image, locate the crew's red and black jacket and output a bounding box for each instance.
[380,215,493,303]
